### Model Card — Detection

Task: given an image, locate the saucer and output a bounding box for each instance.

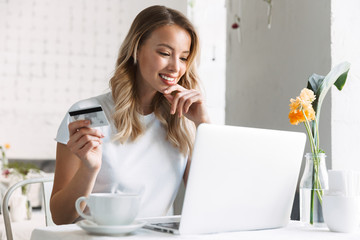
[77,220,146,236]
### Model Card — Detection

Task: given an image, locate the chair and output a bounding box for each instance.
[2,177,54,240]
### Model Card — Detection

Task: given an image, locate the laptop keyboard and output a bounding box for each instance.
[154,222,180,230]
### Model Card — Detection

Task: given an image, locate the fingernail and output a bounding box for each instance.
[84,120,90,124]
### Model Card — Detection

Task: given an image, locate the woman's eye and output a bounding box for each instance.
[159,52,170,56]
[180,57,188,62]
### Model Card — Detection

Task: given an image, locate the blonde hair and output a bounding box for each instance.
[109,5,200,156]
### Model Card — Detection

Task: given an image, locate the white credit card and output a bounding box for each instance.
[69,106,109,128]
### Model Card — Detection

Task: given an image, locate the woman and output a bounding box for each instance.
[50,5,210,225]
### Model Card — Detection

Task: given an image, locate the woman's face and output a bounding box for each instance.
[136,24,191,96]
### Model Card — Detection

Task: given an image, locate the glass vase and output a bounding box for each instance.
[299,153,328,226]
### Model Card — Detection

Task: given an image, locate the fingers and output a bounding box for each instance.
[77,139,102,157]
[174,91,197,117]
[67,120,104,155]
[68,120,104,138]
[68,120,91,136]
[163,94,174,103]
[183,92,202,114]
[165,90,201,117]
[164,85,209,126]
[163,85,185,95]
[67,132,102,152]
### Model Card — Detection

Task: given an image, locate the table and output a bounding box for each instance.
[30,221,360,240]
[1,210,45,240]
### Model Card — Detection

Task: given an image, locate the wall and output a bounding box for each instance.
[226,0,331,162]
[331,0,360,170]
[0,0,187,159]
[188,0,226,125]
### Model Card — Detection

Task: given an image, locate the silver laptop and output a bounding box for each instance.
[144,123,306,234]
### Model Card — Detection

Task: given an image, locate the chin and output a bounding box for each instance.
[158,87,168,94]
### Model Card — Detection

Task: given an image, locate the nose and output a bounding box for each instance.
[168,56,180,73]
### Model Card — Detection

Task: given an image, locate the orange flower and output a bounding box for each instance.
[304,106,315,120]
[4,143,10,149]
[289,90,316,125]
[300,88,316,104]
[289,110,305,125]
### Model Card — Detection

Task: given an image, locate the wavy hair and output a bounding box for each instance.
[109,5,200,156]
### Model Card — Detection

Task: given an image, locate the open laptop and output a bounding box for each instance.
[144,123,306,235]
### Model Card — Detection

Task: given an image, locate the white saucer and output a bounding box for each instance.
[77,220,146,236]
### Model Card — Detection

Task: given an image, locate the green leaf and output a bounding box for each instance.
[307,74,325,95]
[334,70,349,91]
[307,74,325,113]
[315,62,350,117]
[306,62,351,143]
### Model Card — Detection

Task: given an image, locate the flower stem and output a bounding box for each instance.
[302,116,316,154]
[301,110,325,225]
[314,118,320,152]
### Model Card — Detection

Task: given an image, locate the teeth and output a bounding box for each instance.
[160,74,175,82]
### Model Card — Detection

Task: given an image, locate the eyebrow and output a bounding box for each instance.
[157,43,190,54]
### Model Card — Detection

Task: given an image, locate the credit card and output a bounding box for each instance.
[69,106,109,128]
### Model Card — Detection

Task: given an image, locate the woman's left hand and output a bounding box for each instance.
[163,85,210,127]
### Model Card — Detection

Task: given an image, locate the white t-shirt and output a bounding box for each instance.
[55,92,187,217]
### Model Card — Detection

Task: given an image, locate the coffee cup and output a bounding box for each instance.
[322,194,360,233]
[75,193,141,225]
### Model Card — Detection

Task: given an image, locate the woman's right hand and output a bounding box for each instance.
[66,120,104,171]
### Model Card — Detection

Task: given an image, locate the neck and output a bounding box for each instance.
[135,71,157,115]
[141,106,154,115]
[136,89,156,115]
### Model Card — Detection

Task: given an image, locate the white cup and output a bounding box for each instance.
[322,195,360,233]
[75,193,141,225]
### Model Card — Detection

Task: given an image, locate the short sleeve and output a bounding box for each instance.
[55,111,71,145]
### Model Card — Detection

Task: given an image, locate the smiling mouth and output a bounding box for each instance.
[159,74,177,84]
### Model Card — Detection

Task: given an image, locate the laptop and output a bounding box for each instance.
[143,123,306,234]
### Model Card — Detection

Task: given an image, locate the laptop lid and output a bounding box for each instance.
[178,124,306,234]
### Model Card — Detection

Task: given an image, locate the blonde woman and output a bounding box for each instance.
[50,5,210,225]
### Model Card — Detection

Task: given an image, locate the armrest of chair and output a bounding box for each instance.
[2,177,54,240]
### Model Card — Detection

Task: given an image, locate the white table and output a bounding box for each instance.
[30,221,360,240]
[1,210,45,240]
